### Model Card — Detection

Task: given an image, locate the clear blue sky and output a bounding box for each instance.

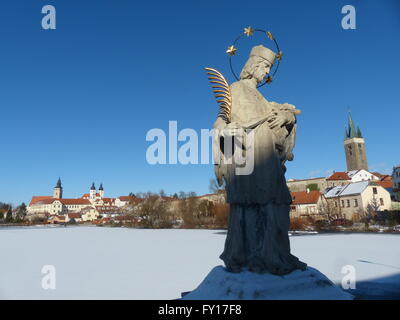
[0,0,399,205]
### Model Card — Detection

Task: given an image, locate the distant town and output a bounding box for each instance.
[1,114,399,231]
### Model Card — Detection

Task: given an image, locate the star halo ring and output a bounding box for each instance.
[227,27,282,88]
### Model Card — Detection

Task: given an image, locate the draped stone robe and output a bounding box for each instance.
[213,80,307,275]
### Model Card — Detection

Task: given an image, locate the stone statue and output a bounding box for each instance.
[208,45,307,275]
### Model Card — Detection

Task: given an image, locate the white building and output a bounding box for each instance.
[347,169,379,183]
[27,179,134,220]
[324,181,392,220]
[290,190,323,218]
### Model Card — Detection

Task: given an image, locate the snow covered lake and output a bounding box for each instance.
[0,226,399,299]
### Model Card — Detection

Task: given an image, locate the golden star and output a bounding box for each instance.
[226,45,237,56]
[276,51,283,61]
[266,31,274,40]
[244,26,254,37]
[266,76,273,84]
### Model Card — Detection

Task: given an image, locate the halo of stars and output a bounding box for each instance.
[227,26,282,88]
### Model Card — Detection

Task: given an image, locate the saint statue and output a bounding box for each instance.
[207,44,307,275]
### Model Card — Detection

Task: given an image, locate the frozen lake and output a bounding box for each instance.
[0,226,399,299]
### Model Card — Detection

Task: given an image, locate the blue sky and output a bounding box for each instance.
[0,0,399,205]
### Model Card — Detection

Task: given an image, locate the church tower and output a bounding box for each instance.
[99,183,104,198]
[53,177,63,199]
[344,113,368,171]
[90,182,96,200]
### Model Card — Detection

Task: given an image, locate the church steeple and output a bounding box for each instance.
[98,183,104,198]
[53,177,63,199]
[356,126,363,138]
[345,112,363,140]
[343,112,368,171]
[90,182,96,200]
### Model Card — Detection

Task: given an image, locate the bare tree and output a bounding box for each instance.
[178,191,187,199]
[317,196,340,222]
[365,195,380,220]
[134,192,173,228]
[178,196,198,228]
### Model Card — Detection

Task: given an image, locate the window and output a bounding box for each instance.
[335,201,338,207]
[341,200,344,207]
[373,187,377,195]
[354,199,358,207]
[380,198,384,206]
[346,200,350,207]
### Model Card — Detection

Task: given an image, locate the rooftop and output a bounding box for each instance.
[291,190,321,205]
[326,172,351,181]
[324,181,370,198]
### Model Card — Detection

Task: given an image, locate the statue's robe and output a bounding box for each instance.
[213,80,306,275]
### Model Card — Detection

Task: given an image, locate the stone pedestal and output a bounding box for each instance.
[182,266,353,300]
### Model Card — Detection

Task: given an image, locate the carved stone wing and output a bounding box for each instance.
[204,67,232,123]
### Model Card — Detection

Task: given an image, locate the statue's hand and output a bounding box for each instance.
[268,114,286,129]
[224,121,243,136]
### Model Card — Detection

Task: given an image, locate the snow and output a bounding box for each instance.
[182,266,353,300]
[324,180,369,197]
[0,226,399,299]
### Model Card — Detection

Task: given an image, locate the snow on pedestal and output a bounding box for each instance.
[182,266,354,300]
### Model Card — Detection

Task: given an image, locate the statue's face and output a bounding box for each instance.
[253,58,272,83]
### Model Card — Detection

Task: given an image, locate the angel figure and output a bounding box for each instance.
[206,45,307,275]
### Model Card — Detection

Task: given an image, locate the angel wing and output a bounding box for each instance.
[204,67,232,123]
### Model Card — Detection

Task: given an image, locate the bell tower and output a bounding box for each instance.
[90,182,96,200]
[99,183,104,198]
[344,113,368,171]
[53,177,63,199]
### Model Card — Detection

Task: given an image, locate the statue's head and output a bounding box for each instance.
[240,45,276,83]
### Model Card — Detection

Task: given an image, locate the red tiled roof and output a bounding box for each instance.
[32,198,56,205]
[29,196,52,206]
[291,191,321,205]
[375,180,393,189]
[68,213,82,219]
[30,197,91,206]
[326,172,351,181]
[371,172,392,181]
[59,199,91,205]
[81,193,101,198]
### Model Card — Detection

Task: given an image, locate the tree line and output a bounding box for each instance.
[0,202,27,224]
